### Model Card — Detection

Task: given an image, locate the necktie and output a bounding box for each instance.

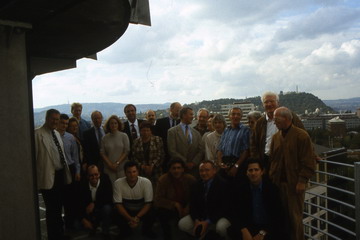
[97,127,103,146]
[51,130,67,167]
[172,119,176,127]
[131,124,137,140]
[185,125,191,144]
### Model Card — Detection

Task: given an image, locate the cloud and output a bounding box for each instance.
[32,0,360,108]
[274,6,360,41]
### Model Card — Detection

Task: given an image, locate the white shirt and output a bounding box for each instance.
[89,179,101,202]
[113,176,153,211]
[265,114,278,156]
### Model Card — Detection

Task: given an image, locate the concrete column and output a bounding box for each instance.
[0,25,40,239]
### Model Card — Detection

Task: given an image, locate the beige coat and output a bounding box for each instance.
[167,124,204,165]
[35,125,71,190]
[269,125,316,192]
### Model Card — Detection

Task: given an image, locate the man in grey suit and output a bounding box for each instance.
[167,107,203,177]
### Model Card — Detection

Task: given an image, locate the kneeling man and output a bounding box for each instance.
[178,160,231,239]
[113,161,157,239]
[79,165,113,238]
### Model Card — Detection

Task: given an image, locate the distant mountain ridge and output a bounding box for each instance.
[34,102,170,127]
[323,97,360,113]
[34,93,359,127]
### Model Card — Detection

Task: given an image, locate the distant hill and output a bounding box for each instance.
[323,97,360,113]
[184,92,334,115]
[34,102,170,127]
[34,92,342,127]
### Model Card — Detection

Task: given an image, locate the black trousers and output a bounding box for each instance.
[115,207,156,234]
[157,208,179,240]
[41,170,65,240]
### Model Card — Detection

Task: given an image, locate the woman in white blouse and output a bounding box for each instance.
[204,114,227,163]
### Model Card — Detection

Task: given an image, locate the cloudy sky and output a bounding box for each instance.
[32,0,360,108]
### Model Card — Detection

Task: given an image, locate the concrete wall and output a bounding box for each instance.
[0,28,39,239]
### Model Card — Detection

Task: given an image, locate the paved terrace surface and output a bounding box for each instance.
[39,194,195,240]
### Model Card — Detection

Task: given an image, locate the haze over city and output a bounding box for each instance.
[32,0,360,108]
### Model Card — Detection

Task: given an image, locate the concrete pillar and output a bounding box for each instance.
[0,25,40,239]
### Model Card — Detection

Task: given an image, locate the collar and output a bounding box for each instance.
[281,124,292,137]
[128,119,139,126]
[180,122,188,127]
[265,113,274,122]
[89,178,100,190]
[229,123,243,129]
[250,181,263,191]
[203,178,214,186]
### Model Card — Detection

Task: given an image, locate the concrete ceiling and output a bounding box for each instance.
[0,0,131,76]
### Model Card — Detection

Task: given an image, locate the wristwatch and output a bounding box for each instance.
[259,230,267,236]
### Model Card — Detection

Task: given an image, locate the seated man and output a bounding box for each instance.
[178,160,231,239]
[113,161,156,239]
[227,158,290,240]
[79,165,113,238]
[155,158,197,240]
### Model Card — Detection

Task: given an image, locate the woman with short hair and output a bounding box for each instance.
[100,115,130,183]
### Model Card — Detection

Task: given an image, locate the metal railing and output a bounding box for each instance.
[303,148,359,240]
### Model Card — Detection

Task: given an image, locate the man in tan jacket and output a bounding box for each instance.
[269,107,316,240]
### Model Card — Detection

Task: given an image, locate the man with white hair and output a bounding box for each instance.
[250,91,304,170]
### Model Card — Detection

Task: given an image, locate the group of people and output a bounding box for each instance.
[35,91,317,240]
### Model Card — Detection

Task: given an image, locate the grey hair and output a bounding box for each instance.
[197,108,209,117]
[247,111,262,120]
[261,91,279,103]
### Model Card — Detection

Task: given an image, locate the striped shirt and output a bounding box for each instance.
[217,123,250,157]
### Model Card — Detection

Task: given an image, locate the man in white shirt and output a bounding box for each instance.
[113,161,156,239]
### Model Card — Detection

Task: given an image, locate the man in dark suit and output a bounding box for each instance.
[178,160,231,239]
[167,107,203,176]
[227,158,290,240]
[122,104,143,149]
[79,165,113,238]
[155,102,182,171]
[83,111,105,171]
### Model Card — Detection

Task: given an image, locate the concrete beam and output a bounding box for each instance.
[0,25,40,240]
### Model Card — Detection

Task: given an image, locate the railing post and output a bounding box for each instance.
[354,162,360,238]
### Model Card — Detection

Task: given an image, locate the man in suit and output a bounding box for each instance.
[167,106,203,176]
[83,111,105,171]
[178,161,231,239]
[227,158,290,240]
[155,102,182,171]
[35,109,72,240]
[122,104,143,149]
[79,165,113,239]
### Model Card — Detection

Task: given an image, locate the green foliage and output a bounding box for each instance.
[183,92,334,114]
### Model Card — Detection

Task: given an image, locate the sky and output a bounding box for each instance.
[32,0,360,108]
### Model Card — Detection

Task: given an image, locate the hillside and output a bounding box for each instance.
[33,92,335,126]
[184,92,334,115]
